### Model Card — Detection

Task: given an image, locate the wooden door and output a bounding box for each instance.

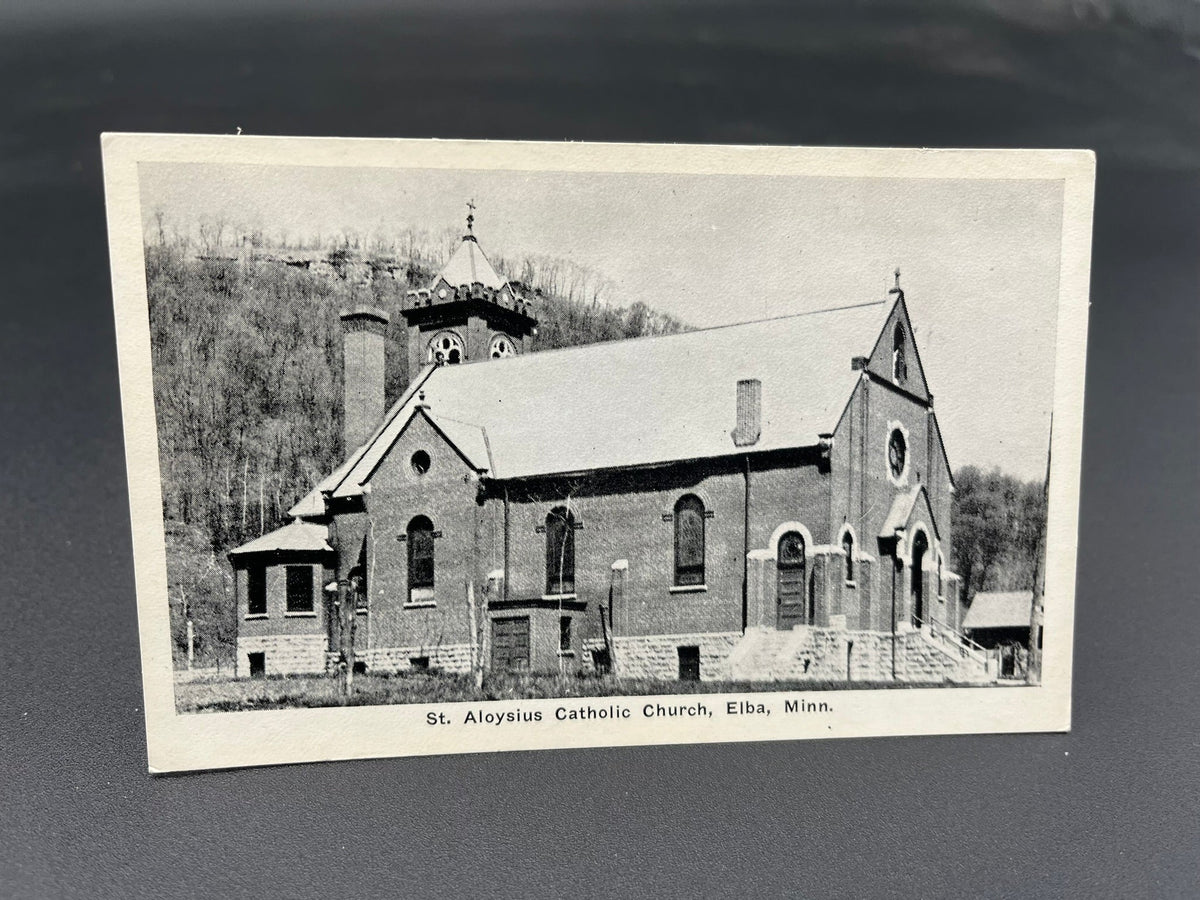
[491,616,531,671]
[910,532,929,627]
[777,531,809,629]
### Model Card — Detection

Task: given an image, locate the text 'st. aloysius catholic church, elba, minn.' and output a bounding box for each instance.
[228,219,997,685]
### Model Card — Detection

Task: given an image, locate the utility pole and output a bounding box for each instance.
[1028,421,1051,685]
[178,589,193,672]
[332,575,359,699]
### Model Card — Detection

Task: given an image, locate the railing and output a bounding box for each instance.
[917,615,992,668]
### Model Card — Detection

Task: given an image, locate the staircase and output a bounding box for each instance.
[911,617,996,683]
[723,623,998,684]
[726,627,829,681]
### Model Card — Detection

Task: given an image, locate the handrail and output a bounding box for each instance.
[916,615,991,664]
[930,615,989,656]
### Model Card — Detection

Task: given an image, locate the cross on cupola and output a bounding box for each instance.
[399,203,538,383]
[889,267,904,302]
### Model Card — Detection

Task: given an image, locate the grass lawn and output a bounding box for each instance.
[175,669,958,713]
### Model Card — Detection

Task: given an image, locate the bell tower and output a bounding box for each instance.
[400,205,538,384]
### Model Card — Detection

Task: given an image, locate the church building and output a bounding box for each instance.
[228,217,995,685]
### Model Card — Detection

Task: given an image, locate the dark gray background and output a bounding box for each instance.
[2,1,1198,897]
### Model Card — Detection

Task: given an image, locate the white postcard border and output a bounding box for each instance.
[101,135,1092,772]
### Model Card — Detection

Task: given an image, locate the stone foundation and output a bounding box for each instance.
[576,626,995,684]
[727,625,994,684]
[237,634,327,677]
[591,632,742,682]
[356,643,474,674]
[319,627,993,684]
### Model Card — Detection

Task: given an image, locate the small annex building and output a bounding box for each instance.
[229,220,995,684]
[962,591,1034,648]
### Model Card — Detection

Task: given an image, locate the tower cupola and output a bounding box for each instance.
[400,205,538,383]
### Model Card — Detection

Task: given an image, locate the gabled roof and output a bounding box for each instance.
[287,367,439,519]
[327,299,892,493]
[879,484,940,541]
[963,591,1034,630]
[425,410,491,472]
[229,520,333,556]
[863,294,932,403]
[436,236,505,289]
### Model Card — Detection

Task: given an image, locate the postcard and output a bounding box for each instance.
[102,135,1092,772]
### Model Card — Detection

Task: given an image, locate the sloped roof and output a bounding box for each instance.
[963,591,1034,630]
[229,520,333,556]
[287,367,439,519]
[426,410,491,471]
[288,455,357,519]
[437,236,505,289]
[329,299,891,493]
[878,484,939,541]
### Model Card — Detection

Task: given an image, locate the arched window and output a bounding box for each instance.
[673,495,706,586]
[407,515,435,601]
[842,530,855,583]
[427,331,464,365]
[892,323,907,385]
[490,333,518,358]
[545,507,575,595]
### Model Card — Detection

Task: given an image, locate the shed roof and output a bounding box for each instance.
[326,299,891,494]
[229,520,334,556]
[962,591,1034,630]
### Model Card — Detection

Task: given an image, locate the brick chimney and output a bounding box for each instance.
[340,306,389,453]
[732,378,762,447]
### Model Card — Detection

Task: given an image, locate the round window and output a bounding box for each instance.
[410,450,431,475]
[888,429,907,479]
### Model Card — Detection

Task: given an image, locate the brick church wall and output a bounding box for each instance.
[357,412,487,655]
[234,560,332,676]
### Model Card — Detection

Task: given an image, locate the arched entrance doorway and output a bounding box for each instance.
[910,531,929,627]
[777,531,808,629]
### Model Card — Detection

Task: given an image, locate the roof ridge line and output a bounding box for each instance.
[427,410,486,429]
[455,298,890,368]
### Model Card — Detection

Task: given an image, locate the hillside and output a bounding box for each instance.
[146,237,688,666]
[148,236,1044,668]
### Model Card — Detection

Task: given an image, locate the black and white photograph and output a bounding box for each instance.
[10,0,1200,893]
[104,136,1091,771]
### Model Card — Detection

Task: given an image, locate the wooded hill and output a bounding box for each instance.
[147,236,1045,668]
[950,464,1047,603]
[146,237,688,667]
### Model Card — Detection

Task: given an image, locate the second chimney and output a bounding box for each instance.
[732,378,762,447]
[341,306,390,453]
